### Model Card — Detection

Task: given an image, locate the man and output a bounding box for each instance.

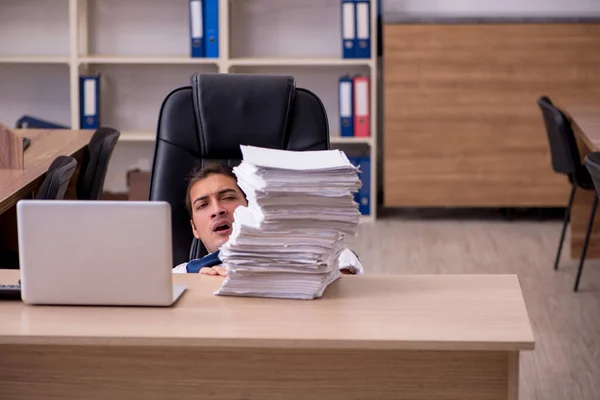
[172,163,363,275]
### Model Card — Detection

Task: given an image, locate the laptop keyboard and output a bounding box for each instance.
[0,284,22,300]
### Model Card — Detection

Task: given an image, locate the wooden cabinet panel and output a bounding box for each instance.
[383,23,600,207]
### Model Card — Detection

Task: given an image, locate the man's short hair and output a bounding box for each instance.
[185,162,240,217]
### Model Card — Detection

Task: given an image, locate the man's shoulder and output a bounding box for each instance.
[172,251,222,274]
[172,262,188,274]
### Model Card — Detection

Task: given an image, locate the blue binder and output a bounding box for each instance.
[355,0,371,58]
[79,75,100,129]
[190,0,204,57]
[204,0,219,58]
[341,0,356,58]
[16,115,69,129]
[339,75,354,137]
[347,156,362,208]
[357,156,371,215]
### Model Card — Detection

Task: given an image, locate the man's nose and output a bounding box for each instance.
[211,203,227,218]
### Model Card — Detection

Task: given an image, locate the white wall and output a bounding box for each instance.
[383,0,600,16]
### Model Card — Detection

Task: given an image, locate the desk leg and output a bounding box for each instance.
[1,344,519,400]
[508,352,520,400]
[570,126,600,260]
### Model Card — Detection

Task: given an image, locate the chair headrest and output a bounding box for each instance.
[191,73,296,158]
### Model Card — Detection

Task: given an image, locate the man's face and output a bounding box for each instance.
[189,174,248,254]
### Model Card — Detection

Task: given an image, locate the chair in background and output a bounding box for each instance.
[1,155,78,269]
[76,127,120,200]
[578,152,600,290]
[148,73,330,266]
[537,96,597,291]
[35,155,79,200]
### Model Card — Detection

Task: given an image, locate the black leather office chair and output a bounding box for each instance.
[537,96,596,289]
[149,73,330,266]
[1,155,78,269]
[76,127,120,200]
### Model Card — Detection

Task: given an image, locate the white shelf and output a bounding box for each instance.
[80,56,220,65]
[331,136,372,145]
[0,0,379,220]
[0,56,70,64]
[119,131,156,142]
[229,58,373,67]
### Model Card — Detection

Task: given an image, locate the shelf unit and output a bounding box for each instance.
[0,0,378,220]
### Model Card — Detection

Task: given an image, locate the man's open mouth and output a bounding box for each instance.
[214,223,231,232]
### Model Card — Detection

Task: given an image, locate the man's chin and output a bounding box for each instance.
[214,235,232,250]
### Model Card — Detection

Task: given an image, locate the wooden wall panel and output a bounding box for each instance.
[383,23,600,207]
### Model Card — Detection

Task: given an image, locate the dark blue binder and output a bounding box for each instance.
[341,0,356,58]
[339,75,354,137]
[190,0,204,57]
[348,156,362,209]
[357,156,371,215]
[16,115,69,129]
[79,75,100,129]
[204,0,219,58]
[355,0,371,58]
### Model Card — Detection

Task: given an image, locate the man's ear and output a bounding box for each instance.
[190,219,200,239]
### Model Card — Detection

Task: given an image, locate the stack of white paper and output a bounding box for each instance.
[215,145,362,300]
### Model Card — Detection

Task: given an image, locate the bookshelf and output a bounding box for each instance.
[0,0,379,221]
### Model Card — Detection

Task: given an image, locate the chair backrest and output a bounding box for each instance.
[77,127,121,200]
[537,96,581,176]
[149,73,330,266]
[584,152,600,198]
[36,155,78,200]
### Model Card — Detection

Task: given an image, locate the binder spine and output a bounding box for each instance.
[341,0,356,59]
[353,75,370,137]
[79,75,100,130]
[358,156,371,215]
[355,0,371,58]
[190,0,204,57]
[339,76,354,137]
[204,0,219,58]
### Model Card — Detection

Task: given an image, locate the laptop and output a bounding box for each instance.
[17,200,186,307]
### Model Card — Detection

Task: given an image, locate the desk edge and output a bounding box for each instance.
[0,336,536,351]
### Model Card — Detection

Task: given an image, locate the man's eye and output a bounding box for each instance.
[196,203,207,210]
[223,196,236,201]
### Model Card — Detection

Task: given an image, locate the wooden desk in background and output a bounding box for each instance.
[565,107,600,259]
[0,129,93,252]
[0,271,535,400]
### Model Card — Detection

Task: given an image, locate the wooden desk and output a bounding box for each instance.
[0,129,93,254]
[565,107,600,259]
[0,129,94,214]
[0,271,535,400]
